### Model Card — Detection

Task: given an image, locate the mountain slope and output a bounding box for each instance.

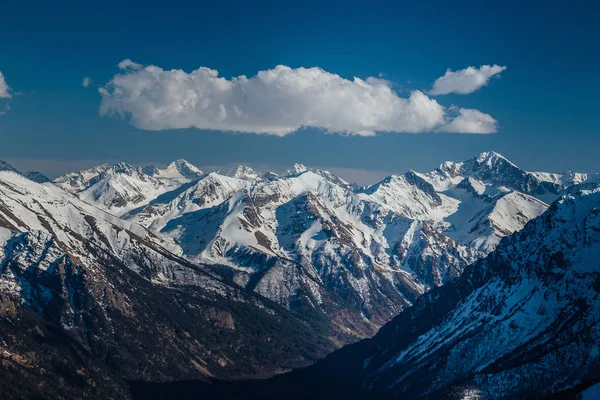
[352,187,600,398]
[0,169,336,395]
[54,163,112,193]
[148,184,600,399]
[198,184,599,399]
[75,163,188,215]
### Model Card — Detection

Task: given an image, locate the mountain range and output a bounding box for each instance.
[150,181,600,399]
[0,151,598,398]
[52,151,554,338]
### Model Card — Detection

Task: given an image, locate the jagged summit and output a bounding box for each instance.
[285,163,308,176]
[416,151,579,203]
[282,163,351,189]
[54,163,111,192]
[165,159,203,176]
[474,150,511,165]
[466,151,519,174]
[107,162,139,175]
[144,159,203,181]
[220,165,262,181]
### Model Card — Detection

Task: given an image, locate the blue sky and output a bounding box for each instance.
[0,0,598,183]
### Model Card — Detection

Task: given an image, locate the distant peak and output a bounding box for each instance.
[475,151,510,165]
[166,159,198,171]
[113,161,135,169]
[168,159,191,167]
[233,165,255,174]
[0,160,18,173]
[111,162,137,174]
[220,165,261,180]
[163,159,203,178]
[465,151,519,171]
[285,163,308,176]
[94,163,111,170]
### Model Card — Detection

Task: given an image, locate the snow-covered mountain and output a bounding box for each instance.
[0,166,336,397]
[1,152,598,398]
[198,183,600,399]
[54,162,112,192]
[118,167,476,335]
[75,163,184,215]
[219,165,263,181]
[351,185,600,399]
[285,163,353,188]
[140,154,556,332]
[48,152,580,337]
[54,160,203,216]
[144,158,204,182]
[416,151,596,204]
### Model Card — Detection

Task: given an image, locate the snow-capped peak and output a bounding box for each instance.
[220,165,262,181]
[53,163,112,193]
[165,159,202,176]
[285,163,309,176]
[474,150,512,166]
[108,162,139,175]
[282,163,351,188]
[146,159,203,182]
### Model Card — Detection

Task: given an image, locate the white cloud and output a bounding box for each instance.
[82,77,92,88]
[429,65,506,95]
[0,71,11,99]
[117,59,142,70]
[99,61,497,135]
[437,108,498,134]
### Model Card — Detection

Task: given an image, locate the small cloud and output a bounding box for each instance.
[429,65,506,95]
[437,108,497,134]
[117,59,142,70]
[0,71,11,99]
[82,77,92,88]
